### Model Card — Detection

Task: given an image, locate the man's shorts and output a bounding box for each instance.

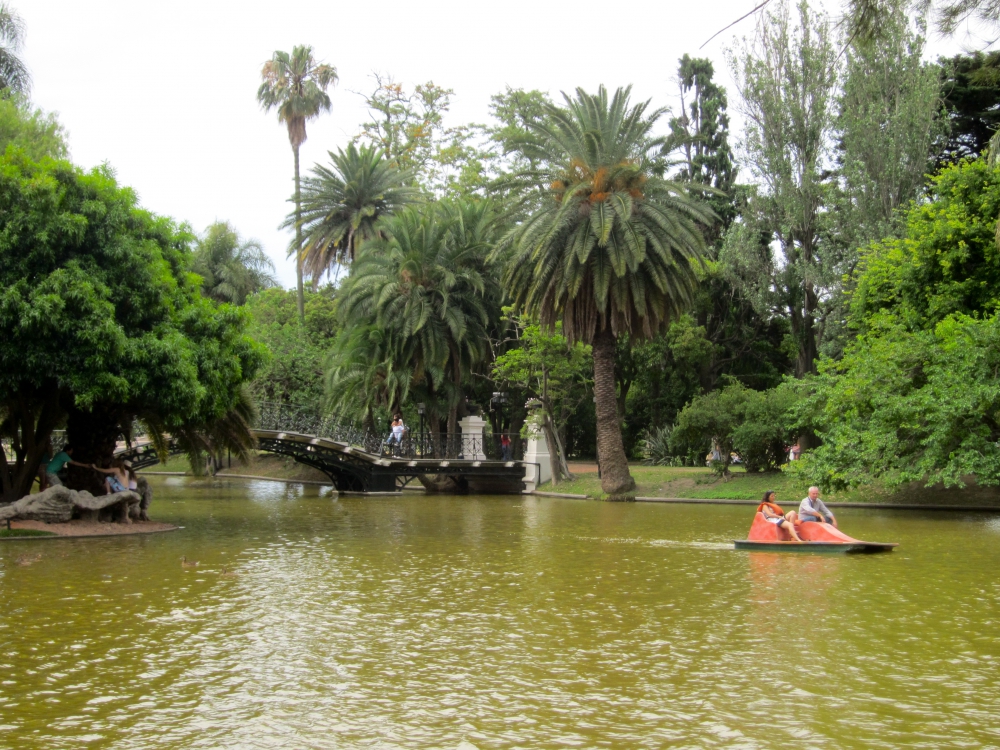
[46,472,63,487]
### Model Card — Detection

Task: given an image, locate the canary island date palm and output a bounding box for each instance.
[257,45,337,322]
[285,142,421,282]
[495,85,715,499]
[335,200,499,439]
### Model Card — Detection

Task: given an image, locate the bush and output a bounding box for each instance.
[641,425,680,466]
[671,382,798,473]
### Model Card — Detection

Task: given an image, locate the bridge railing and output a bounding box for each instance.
[254,402,524,462]
[375,432,523,462]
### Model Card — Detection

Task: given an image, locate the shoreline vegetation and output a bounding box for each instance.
[146,454,1000,508]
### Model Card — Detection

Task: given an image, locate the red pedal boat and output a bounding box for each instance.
[734,512,898,553]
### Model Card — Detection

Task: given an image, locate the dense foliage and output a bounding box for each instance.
[797,157,1000,489]
[0,154,264,500]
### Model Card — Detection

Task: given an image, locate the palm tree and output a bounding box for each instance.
[0,3,28,95]
[192,222,277,306]
[284,142,421,282]
[257,45,337,322]
[335,200,500,439]
[496,86,715,499]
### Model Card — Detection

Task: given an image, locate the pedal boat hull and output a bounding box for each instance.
[734,513,898,553]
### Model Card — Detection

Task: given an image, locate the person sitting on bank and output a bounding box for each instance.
[45,445,87,487]
[758,490,803,542]
[91,460,130,494]
[799,486,837,528]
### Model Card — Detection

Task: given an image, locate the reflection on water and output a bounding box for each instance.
[1,479,999,749]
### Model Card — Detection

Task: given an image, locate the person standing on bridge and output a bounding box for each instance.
[387,414,406,456]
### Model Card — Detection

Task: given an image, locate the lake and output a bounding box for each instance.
[1,477,998,748]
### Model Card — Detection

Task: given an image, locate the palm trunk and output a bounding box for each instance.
[293,144,305,324]
[592,326,635,499]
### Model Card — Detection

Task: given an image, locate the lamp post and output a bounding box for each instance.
[417,402,426,457]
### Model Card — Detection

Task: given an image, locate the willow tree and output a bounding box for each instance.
[495,86,714,499]
[286,143,420,281]
[257,45,337,322]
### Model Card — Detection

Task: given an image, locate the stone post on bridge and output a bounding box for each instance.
[458,414,488,460]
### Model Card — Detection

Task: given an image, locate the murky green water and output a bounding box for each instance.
[1,478,999,749]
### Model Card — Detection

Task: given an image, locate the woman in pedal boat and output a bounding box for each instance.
[757,491,803,542]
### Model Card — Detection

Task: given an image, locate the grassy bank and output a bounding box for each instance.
[548,465,1000,507]
[147,452,331,483]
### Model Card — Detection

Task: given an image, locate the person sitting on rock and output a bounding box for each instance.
[758,490,803,542]
[91,460,129,494]
[45,445,87,488]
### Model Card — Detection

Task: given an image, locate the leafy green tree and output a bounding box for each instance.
[496,85,714,498]
[849,158,1000,331]
[797,314,1000,489]
[0,95,66,160]
[244,287,339,412]
[725,0,840,378]
[0,154,265,501]
[798,158,1000,490]
[354,75,462,189]
[664,55,737,236]
[0,2,28,95]
[671,381,797,474]
[257,45,338,322]
[287,143,420,279]
[836,13,942,249]
[191,222,276,305]
[937,51,1000,166]
[492,316,592,482]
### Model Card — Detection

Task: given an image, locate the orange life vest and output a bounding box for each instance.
[757,501,784,516]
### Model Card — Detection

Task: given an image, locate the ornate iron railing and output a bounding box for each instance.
[254,402,521,462]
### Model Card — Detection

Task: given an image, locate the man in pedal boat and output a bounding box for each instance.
[799,486,838,528]
[758,491,803,542]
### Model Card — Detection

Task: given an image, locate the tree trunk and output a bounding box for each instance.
[0,389,62,504]
[65,403,126,495]
[294,144,305,324]
[541,411,574,483]
[592,326,636,499]
[447,352,461,449]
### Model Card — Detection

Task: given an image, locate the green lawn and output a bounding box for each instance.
[545,464,1000,506]
[548,465,806,501]
[0,527,56,538]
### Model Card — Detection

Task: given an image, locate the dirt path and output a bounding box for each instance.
[8,519,177,538]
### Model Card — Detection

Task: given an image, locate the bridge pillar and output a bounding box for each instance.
[523,433,552,491]
[458,415,488,460]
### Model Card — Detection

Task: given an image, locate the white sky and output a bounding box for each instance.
[21,0,987,287]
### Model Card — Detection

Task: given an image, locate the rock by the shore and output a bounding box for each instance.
[0,485,142,525]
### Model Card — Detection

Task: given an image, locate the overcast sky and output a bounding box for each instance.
[21,0,987,287]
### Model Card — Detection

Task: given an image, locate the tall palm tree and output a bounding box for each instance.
[335,200,500,438]
[496,86,715,499]
[191,222,277,305]
[257,45,337,322]
[284,142,421,282]
[0,3,28,95]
